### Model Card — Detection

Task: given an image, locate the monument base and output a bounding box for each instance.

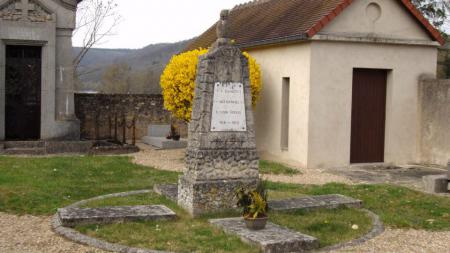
[177,175,259,216]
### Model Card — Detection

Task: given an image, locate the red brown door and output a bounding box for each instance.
[350,68,387,164]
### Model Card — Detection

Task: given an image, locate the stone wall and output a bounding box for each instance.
[419,79,450,166]
[75,94,186,141]
[437,45,449,79]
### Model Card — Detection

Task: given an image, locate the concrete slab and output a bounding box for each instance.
[422,174,449,193]
[210,217,319,253]
[142,136,187,150]
[269,194,362,211]
[58,205,176,227]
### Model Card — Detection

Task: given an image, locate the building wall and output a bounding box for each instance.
[320,0,431,41]
[248,43,311,167]
[419,79,450,166]
[308,41,437,168]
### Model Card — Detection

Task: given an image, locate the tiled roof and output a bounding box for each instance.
[185,0,444,51]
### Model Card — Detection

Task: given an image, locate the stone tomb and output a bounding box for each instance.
[178,10,259,216]
[142,124,187,150]
[0,0,81,141]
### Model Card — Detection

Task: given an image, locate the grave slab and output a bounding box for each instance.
[142,136,187,150]
[210,218,319,253]
[269,194,362,211]
[141,124,187,150]
[155,184,363,211]
[58,205,176,227]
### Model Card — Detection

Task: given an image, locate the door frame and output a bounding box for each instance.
[0,40,48,140]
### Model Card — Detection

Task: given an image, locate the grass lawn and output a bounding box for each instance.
[266,182,450,231]
[0,156,179,215]
[259,160,301,175]
[0,156,448,252]
[77,192,372,250]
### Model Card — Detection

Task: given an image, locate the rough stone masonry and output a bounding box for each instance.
[178,10,259,216]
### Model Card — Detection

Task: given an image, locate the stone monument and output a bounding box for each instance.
[178,10,260,216]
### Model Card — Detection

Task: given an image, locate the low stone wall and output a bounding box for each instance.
[419,79,450,166]
[75,94,187,141]
[437,45,449,79]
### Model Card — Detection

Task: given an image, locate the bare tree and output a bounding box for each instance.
[74,0,121,72]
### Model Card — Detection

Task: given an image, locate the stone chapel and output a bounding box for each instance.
[0,0,81,140]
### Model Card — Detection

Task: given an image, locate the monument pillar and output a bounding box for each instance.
[178,10,260,216]
[55,28,77,121]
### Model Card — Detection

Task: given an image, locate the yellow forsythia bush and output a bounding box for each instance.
[160,48,262,122]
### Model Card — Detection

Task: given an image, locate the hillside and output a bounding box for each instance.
[75,40,191,94]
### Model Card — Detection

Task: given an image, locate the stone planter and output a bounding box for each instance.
[244,216,268,230]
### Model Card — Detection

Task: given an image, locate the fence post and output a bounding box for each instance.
[114,112,118,142]
[132,116,136,146]
[94,110,100,140]
[122,113,126,145]
[108,115,112,140]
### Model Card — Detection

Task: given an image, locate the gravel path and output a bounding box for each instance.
[0,145,448,253]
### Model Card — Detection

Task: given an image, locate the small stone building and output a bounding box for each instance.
[186,0,445,168]
[0,0,81,140]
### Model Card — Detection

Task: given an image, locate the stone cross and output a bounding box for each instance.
[15,0,35,19]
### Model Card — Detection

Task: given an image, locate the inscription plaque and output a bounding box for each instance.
[211,82,247,132]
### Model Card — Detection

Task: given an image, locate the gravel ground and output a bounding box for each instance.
[334,228,450,253]
[0,212,106,253]
[132,143,185,172]
[1,211,448,253]
[132,144,352,185]
[1,145,448,253]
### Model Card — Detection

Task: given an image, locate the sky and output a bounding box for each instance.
[72,0,250,49]
[72,0,450,49]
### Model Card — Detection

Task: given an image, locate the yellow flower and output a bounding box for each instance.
[160,48,262,122]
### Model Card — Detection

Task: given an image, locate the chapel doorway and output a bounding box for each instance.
[350,68,388,164]
[5,45,42,140]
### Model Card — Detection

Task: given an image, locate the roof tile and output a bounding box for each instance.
[185,0,444,51]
